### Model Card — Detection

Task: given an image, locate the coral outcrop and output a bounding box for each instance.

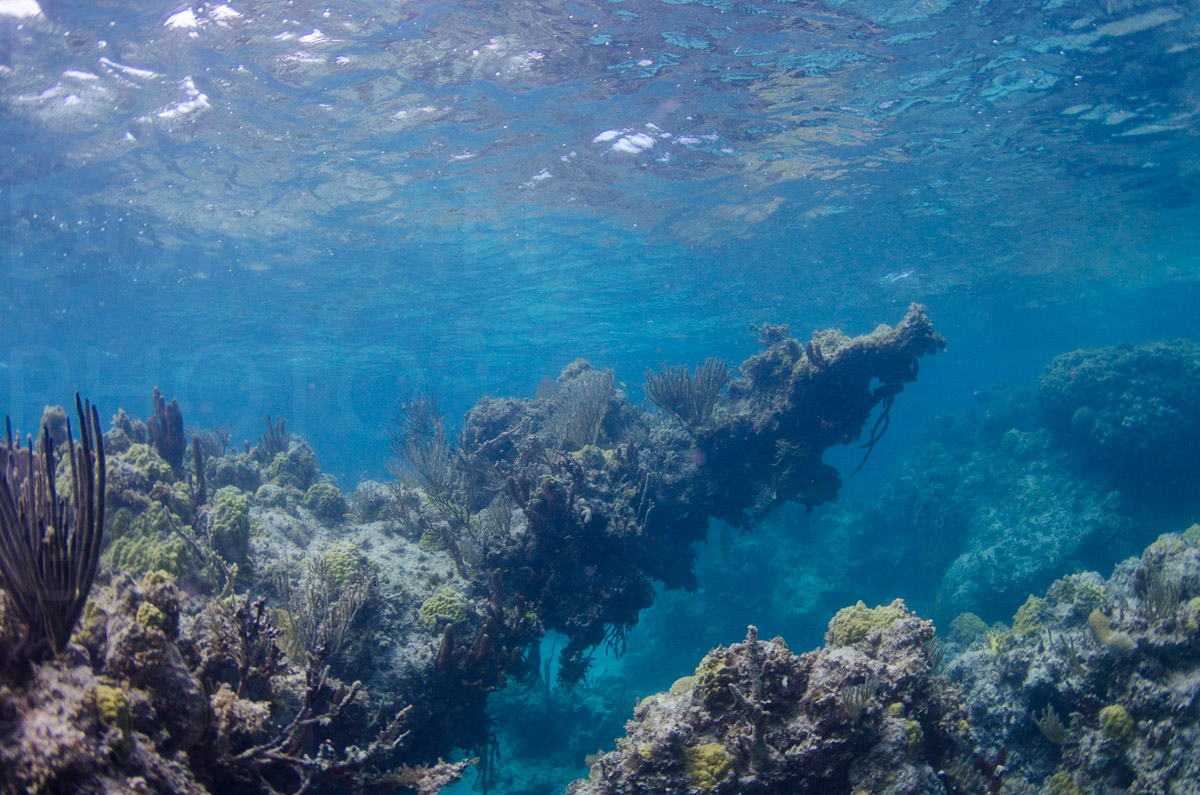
[947,530,1200,793]
[454,305,943,683]
[568,606,973,795]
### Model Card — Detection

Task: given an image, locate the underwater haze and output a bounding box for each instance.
[3,0,1200,793]
[4,0,1199,473]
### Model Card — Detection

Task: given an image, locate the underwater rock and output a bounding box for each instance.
[568,608,970,795]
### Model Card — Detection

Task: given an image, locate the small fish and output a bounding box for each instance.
[879,270,914,285]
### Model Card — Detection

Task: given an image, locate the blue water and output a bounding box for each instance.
[3,0,1199,791]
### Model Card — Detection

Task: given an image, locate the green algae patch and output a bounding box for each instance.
[827,599,907,646]
[682,742,731,792]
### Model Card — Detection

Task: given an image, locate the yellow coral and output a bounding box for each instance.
[669,675,697,696]
[903,719,924,758]
[1186,597,1200,633]
[986,630,1013,654]
[321,541,369,590]
[93,684,133,755]
[826,599,908,647]
[104,501,197,579]
[124,443,175,484]
[1044,771,1081,795]
[1099,704,1135,742]
[211,486,251,567]
[419,587,469,629]
[143,569,175,588]
[693,653,735,706]
[136,601,165,630]
[948,612,988,645]
[682,742,731,792]
[418,529,447,551]
[1012,595,1047,637]
[1088,609,1136,653]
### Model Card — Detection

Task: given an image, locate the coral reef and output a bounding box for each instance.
[1038,339,1200,507]
[0,570,468,795]
[946,530,1200,793]
[567,610,971,794]
[0,307,943,793]
[797,379,1155,620]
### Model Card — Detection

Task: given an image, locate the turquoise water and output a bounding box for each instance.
[3,0,1200,792]
[5,0,1198,480]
